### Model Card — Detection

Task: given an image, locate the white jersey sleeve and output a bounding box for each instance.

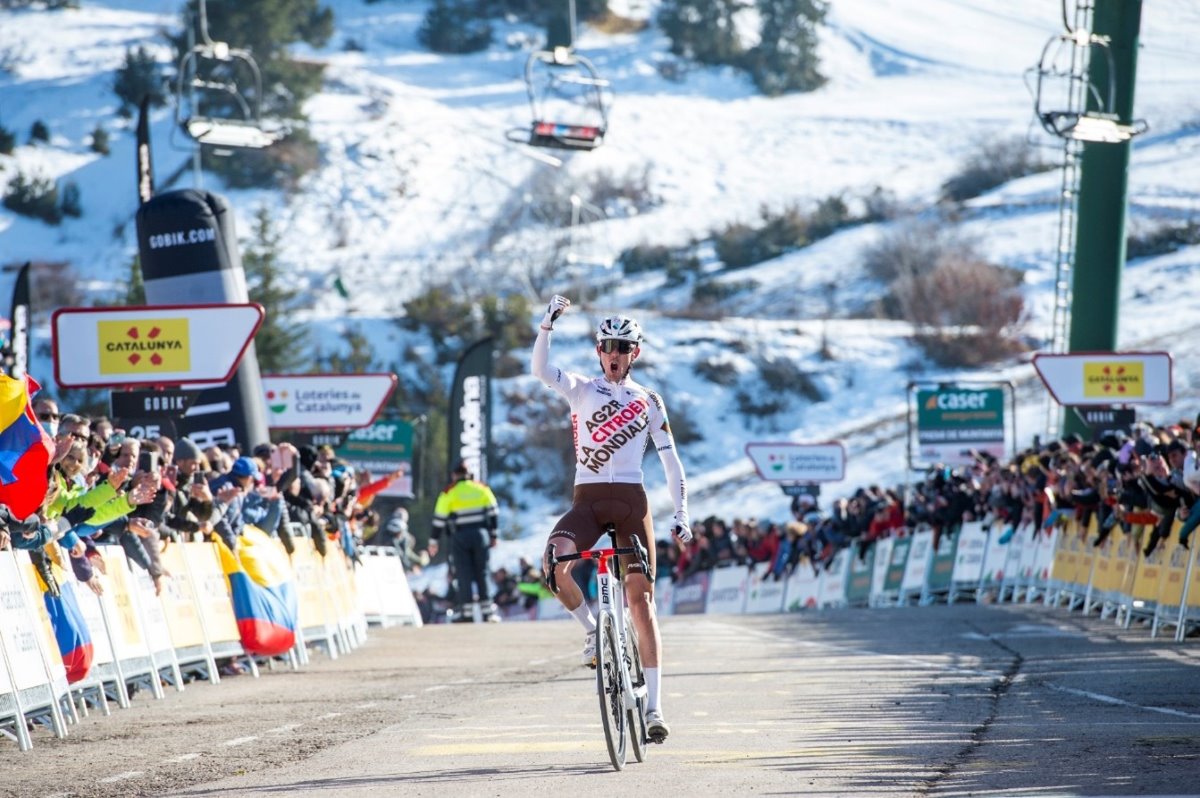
[648,390,688,516]
[532,326,590,404]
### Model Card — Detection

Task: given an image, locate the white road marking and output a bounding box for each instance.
[168,753,201,762]
[265,723,302,734]
[99,771,144,783]
[1046,684,1200,721]
[223,736,259,747]
[424,685,449,692]
[353,702,378,709]
[317,712,342,720]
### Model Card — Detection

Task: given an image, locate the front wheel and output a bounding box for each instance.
[625,616,648,763]
[596,613,626,770]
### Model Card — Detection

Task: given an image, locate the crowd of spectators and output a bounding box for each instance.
[0,394,413,669]
[656,415,1200,586]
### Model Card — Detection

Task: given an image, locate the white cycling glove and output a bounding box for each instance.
[541,295,570,328]
[672,510,692,543]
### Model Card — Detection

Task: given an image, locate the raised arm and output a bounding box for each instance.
[532,294,576,390]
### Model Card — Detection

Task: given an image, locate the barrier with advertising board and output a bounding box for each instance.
[745,562,786,614]
[900,529,934,605]
[705,566,748,615]
[948,521,989,603]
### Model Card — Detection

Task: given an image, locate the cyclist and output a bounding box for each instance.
[532,294,692,743]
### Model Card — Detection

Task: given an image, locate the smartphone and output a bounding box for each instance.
[269,448,284,472]
[137,450,160,474]
[277,447,295,471]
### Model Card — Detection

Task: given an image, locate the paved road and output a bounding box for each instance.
[4,604,1199,798]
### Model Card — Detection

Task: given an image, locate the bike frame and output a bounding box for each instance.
[546,530,650,730]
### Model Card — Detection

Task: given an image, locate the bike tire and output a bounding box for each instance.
[596,613,626,770]
[625,616,648,763]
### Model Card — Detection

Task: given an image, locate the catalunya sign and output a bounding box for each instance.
[1032,351,1172,406]
[262,373,397,430]
[52,304,263,389]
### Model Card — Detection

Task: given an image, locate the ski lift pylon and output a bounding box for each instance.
[507,46,611,152]
[175,0,285,150]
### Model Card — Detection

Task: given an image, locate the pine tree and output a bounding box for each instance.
[113,45,167,117]
[418,0,493,54]
[657,0,748,67]
[242,207,308,372]
[746,0,827,96]
[124,254,146,305]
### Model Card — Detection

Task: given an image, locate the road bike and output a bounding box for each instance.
[546,524,651,771]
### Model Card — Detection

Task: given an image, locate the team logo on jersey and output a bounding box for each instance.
[578,398,650,473]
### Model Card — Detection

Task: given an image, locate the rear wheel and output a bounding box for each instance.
[625,616,647,763]
[596,613,626,770]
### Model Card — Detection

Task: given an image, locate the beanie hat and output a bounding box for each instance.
[175,438,202,461]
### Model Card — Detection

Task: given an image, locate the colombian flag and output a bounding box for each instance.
[214,526,298,656]
[0,374,53,519]
[33,548,93,683]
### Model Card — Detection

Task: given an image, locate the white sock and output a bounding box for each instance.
[645,666,661,713]
[568,602,596,632]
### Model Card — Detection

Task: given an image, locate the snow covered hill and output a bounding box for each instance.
[1,0,1199,555]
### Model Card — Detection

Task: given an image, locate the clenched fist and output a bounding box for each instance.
[542,295,571,328]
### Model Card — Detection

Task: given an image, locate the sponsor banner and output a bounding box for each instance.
[1033,528,1059,583]
[745,441,846,482]
[916,386,1006,466]
[448,338,493,483]
[979,524,1010,586]
[263,373,397,430]
[884,537,911,592]
[951,522,989,584]
[819,549,851,607]
[0,552,49,691]
[52,304,263,388]
[671,571,709,615]
[784,562,821,611]
[1016,527,1040,583]
[655,576,674,616]
[845,546,874,606]
[745,562,786,614]
[901,529,935,595]
[1033,351,1172,406]
[337,420,414,498]
[705,566,747,614]
[869,538,893,602]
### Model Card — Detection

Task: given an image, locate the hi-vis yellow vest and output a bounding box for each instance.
[432,479,499,535]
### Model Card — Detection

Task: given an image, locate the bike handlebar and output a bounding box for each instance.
[544,533,651,594]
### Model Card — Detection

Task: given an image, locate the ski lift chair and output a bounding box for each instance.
[508,46,611,152]
[1029,30,1147,144]
[175,6,285,150]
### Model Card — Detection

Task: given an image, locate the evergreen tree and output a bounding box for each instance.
[113,45,167,117]
[317,327,374,373]
[657,0,748,67]
[59,180,82,218]
[29,119,49,143]
[242,207,308,372]
[418,0,493,54]
[746,0,827,96]
[124,254,146,305]
[90,124,110,155]
[0,124,14,155]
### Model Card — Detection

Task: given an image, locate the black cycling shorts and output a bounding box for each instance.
[549,482,656,580]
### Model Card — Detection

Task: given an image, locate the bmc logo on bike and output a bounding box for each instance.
[601,581,610,605]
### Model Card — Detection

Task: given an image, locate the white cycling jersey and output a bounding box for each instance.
[532,327,687,513]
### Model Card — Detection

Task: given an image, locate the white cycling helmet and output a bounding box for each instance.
[596,315,644,344]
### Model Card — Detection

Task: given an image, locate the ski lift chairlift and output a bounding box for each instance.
[1029,30,1147,144]
[175,28,284,149]
[508,46,611,152]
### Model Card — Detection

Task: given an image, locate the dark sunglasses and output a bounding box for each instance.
[38,412,60,422]
[599,339,637,355]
